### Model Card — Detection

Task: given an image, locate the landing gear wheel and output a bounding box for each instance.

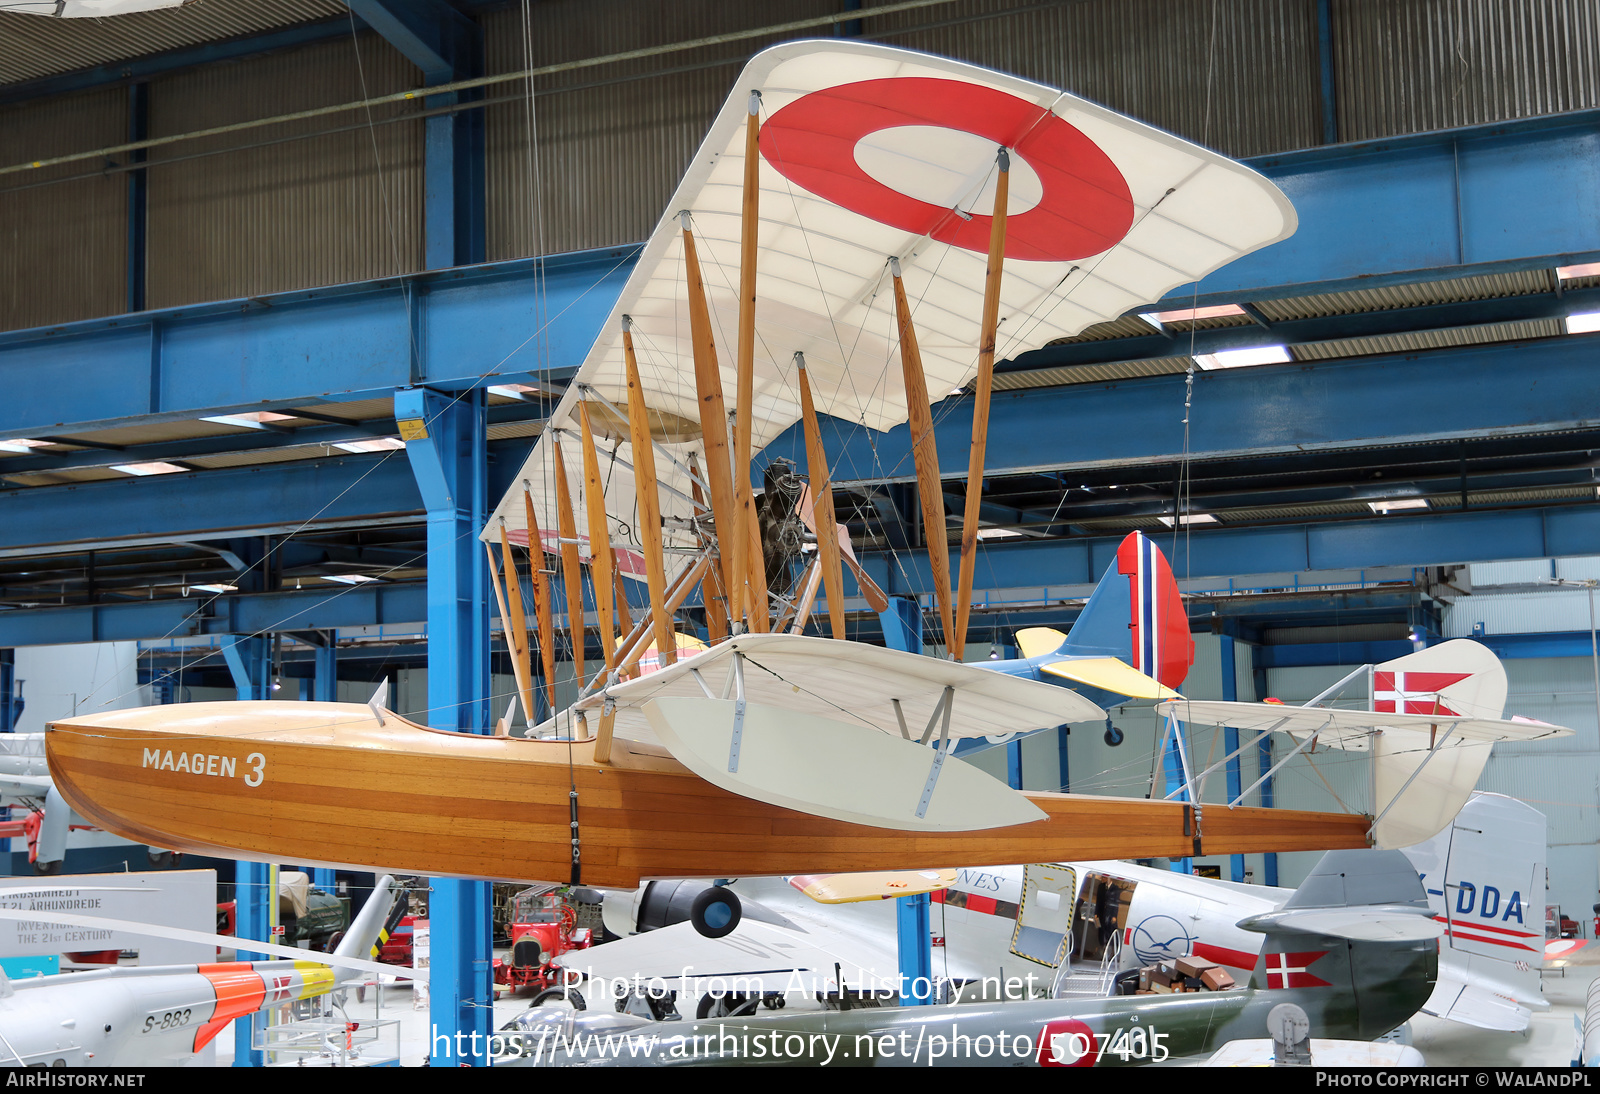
[32,858,61,876]
[689,886,742,939]
[531,987,586,1012]
[147,850,174,868]
[696,992,758,1019]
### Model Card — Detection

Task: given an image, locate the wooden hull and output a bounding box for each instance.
[47,702,1370,888]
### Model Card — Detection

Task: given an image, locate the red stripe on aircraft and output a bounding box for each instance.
[1433,915,1538,939]
[1194,941,1259,970]
[1440,928,1540,953]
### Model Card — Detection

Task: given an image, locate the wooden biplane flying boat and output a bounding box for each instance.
[49,41,1384,887]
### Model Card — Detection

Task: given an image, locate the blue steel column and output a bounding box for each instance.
[311,638,338,891]
[221,632,271,1067]
[878,596,922,654]
[895,893,934,1006]
[344,0,485,269]
[1250,644,1278,887]
[397,386,492,1066]
[1220,635,1245,883]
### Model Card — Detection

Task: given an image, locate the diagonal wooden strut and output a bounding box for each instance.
[679,213,744,635]
[953,148,1010,662]
[522,485,557,715]
[578,401,617,678]
[795,352,847,640]
[621,317,680,671]
[890,256,955,654]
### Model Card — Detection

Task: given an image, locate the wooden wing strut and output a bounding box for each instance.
[890,257,955,654]
[953,149,1010,662]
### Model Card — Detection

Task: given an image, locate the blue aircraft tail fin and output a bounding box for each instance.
[1056,531,1193,689]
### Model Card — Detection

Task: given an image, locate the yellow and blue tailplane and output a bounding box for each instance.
[957,531,1194,756]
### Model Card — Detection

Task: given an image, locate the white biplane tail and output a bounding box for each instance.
[1156,638,1569,848]
[1371,640,1506,848]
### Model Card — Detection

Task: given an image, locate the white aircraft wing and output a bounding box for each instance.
[483,38,1296,574]
[561,630,1104,751]
[0,773,52,803]
[1156,699,1571,749]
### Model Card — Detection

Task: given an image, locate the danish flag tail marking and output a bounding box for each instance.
[1372,671,1472,715]
[1262,949,1331,989]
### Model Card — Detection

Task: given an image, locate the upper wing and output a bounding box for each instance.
[483,39,1295,552]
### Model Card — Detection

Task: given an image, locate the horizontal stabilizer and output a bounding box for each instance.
[1239,850,1438,941]
[1014,627,1067,661]
[1041,656,1178,699]
[1422,978,1536,1032]
[1156,698,1571,748]
[1238,906,1444,942]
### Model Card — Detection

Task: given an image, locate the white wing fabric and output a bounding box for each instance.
[484,39,1297,557]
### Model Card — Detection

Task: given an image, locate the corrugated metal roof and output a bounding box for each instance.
[488,420,544,441]
[991,356,1190,390]
[183,444,347,469]
[0,0,347,87]
[1335,0,1600,143]
[1044,315,1156,344]
[290,397,394,421]
[1253,269,1557,321]
[1291,317,1564,361]
[144,31,423,309]
[1,466,125,487]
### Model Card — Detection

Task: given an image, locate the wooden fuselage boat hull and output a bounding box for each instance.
[47,704,1370,888]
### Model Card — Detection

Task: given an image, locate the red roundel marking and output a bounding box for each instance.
[759,77,1134,262]
[1037,1018,1099,1067]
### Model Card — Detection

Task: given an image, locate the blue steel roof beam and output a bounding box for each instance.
[777,331,1600,487]
[0,401,543,475]
[1205,110,1600,304]
[0,246,627,439]
[0,581,428,647]
[0,436,534,558]
[852,503,1600,597]
[1005,285,1600,373]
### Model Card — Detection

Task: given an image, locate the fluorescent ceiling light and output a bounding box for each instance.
[1157,513,1219,527]
[1195,345,1292,370]
[1557,263,1600,280]
[333,437,407,453]
[0,438,50,453]
[1367,498,1428,513]
[200,411,295,429]
[110,461,186,476]
[1566,311,1600,335]
[1139,304,1247,329]
[488,384,541,398]
[976,527,1024,539]
[190,583,237,594]
[325,574,378,584]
